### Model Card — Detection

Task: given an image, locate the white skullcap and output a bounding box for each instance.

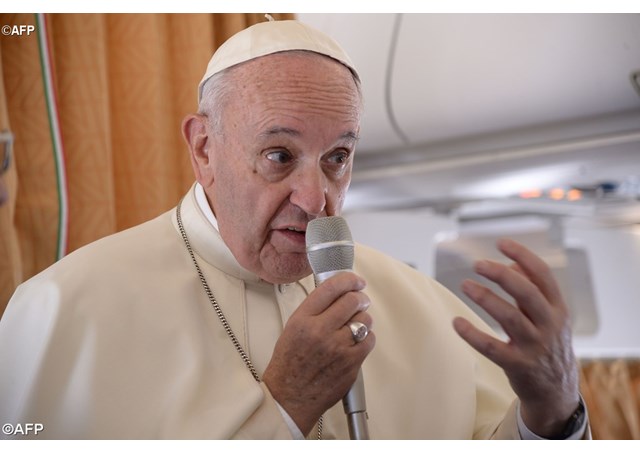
[197,19,359,103]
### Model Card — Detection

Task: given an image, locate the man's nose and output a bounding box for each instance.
[289,166,327,216]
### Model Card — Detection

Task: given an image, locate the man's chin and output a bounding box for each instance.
[260,255,312,284]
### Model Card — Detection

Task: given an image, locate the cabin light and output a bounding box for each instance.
[519,189,542,199]
[567,189,582,201]
[549,188,565,200]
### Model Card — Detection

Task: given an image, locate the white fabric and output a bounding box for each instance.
[198,20,359,102]
[0,184,536,439]
[194,182,218,230]
[195,182,303,438]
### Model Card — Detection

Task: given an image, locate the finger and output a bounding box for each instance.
[497,238,564,307]
[452,316,516,369]
[461,279,538,343]
[351,310,373,331]
[510,262,527,278]
[355,328,376,353]
[299,272,366,316]
[342,310,374,344]
[473,259,553,327]
[343,317,376,350]
[323,290,371,330]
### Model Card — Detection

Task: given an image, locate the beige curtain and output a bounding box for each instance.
[0,13,293,315]
[580,359,640,439]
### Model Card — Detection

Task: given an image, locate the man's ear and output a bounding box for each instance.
[182,113,214,186]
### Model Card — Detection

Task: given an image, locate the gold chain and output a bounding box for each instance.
[176,198,323,439]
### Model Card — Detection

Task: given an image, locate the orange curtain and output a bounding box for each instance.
[580,359,640,439]
[0,13,293,315]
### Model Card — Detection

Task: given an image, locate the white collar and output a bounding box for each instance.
[194,182,219,231]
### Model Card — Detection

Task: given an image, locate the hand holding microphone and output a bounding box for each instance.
[262,216,374,438]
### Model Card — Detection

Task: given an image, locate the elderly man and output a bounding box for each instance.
[0,19,587,439]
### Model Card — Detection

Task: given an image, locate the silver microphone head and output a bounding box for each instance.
[306,216,354,284]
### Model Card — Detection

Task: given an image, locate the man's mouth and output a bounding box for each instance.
[272,225,308,248]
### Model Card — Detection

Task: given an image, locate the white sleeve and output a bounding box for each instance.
[516,396,588,440]
[275,401,305,440]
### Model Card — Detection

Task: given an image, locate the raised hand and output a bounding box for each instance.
[453,238,580,438]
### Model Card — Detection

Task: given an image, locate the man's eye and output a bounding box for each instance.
[327,150,350,165]
[265,150,293,164]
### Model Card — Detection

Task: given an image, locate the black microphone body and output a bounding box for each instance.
[306,216,370,440]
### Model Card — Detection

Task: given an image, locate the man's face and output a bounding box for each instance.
[198,52,361,284]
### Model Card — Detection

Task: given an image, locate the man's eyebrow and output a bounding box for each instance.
[341,131,360,142]
[260,127,300,138]
[259,127,359,142]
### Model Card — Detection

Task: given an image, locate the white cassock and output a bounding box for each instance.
[0,184,519,439]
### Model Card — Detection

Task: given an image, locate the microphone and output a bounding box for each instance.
[306,216,370,440]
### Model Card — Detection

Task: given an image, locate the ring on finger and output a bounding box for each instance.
[348,321,369,343]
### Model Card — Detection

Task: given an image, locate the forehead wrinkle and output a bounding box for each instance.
[269,86,359,115]
[258,102,360,127]
[248,76,360,115]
